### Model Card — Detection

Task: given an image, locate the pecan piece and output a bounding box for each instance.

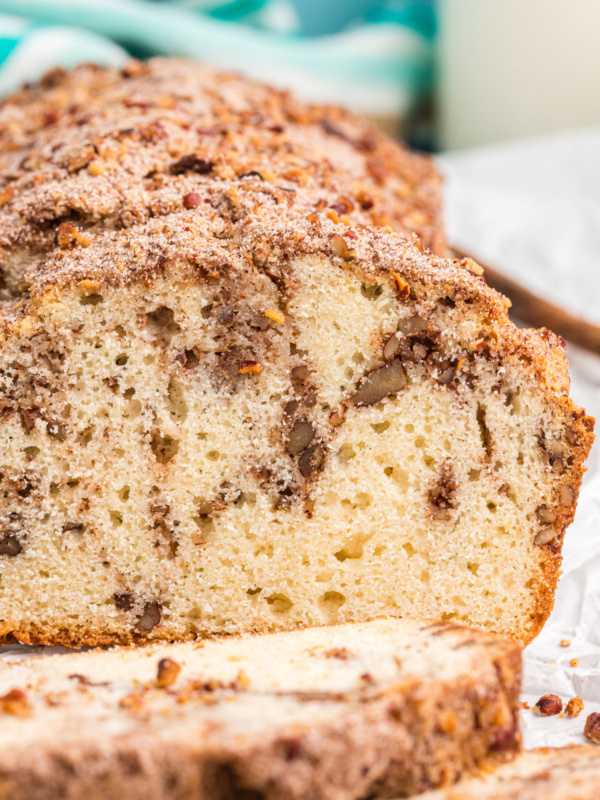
[0,534,22,557]
[55,221,91,249]
[0,689,31,717]
[171,155,213,175]
[584,712,600,743]
[535,694,562,716]
[183,192,202,209]
[565,697,584,718]
[352,362,407,406]
[135,602,162,632]
[287,420,315,456]
[298,444,325,479]
[114,592,134,611]
[239,360,264,375]
[156,658,181,688]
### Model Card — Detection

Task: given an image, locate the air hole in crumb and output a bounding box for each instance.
[487,501,497,513]
[415,435,425,448]
[319,591,346,611]
[403,542,416,557]
[338,443,356,462]
[334,534,369,561]
[266,593,293,613]
[23,446,40,459]
[360,283,383,301]
[384,466,393,476]
[467,562,479,575]
[119,486,130,502]
[146,306,182,345]
[468,469,480,481]
[352,352,365,365]
[168,381,188,422]
[371,421,390,434]
[80,294,103,306]
[110,511,123,526]
[405,423,414,433]
[116,354,128,366]
[206,450,220,462]
[246,587,262,596]
[150,433,180,464]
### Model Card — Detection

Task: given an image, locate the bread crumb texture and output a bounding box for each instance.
[0,59,593,648]
[0,618,522,800]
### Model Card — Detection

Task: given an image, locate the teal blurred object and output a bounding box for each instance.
[0,0,435,136]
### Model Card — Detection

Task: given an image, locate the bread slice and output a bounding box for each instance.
[0,61,593,648]
[0,57,446,302]
[0,617,521,800]
[414,745,600,799]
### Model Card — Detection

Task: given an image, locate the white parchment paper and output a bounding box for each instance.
[440,132,600,748]
[1,131,599,753]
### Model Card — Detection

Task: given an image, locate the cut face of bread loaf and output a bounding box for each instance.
[415,746,600,800]
[0,618,522,800]
[0,60,593,648]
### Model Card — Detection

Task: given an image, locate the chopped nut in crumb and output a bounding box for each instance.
[565,697,584,718]
[0,689,31,717]
[323,647,349,660]
[156,658,181,688]
[119,692,145,711]
[237,670,251,688]
[239,360,264,375]
[535,694,562,716]
[264,309,285,324]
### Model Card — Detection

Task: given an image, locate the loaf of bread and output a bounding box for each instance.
[0,617,522,800]
[415,745,600,800]
[0,59,593,647]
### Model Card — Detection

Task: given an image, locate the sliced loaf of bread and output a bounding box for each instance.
[0,618,521,800]
[0,60,593,648]
[414,745,600,800]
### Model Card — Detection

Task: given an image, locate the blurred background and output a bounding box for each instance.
[0,0,599,150]
[0,0,598,340]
